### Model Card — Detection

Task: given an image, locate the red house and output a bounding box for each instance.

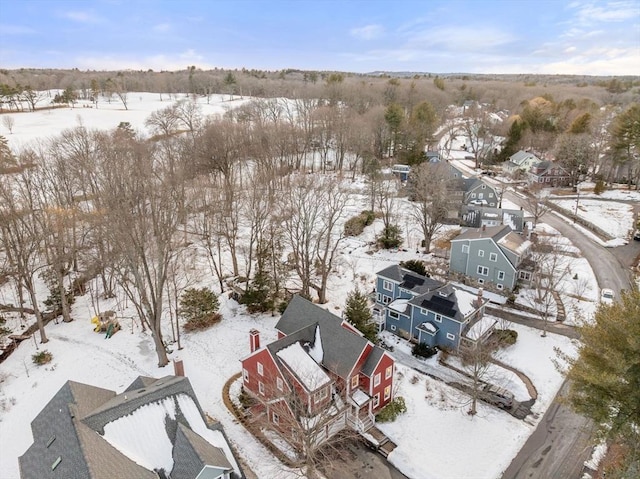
[240,295,395,447]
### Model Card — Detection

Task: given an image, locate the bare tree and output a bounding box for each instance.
[279,174,349,303]
[461,103,500,169]
[528,234,571,336]
[0,157,49,343]
[457,333,500,416]
[523,182,551,229]
[2,115,15,134]
[408,162,453,253]
[100,132,186,366]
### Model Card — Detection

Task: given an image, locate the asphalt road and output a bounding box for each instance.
[501,381,595,479]
[504,189,634,295]
[500,189,635,479]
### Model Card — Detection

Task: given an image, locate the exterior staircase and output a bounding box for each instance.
[361,425,397,458]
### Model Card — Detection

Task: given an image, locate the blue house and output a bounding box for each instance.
[375,265,491,350]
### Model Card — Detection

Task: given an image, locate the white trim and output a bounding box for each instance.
[383,280,392,291]
[390,325,397,331]
[477,265,489,276]
[478,250,485,257]
[258,381,265,395]
[489,252,497,262]
[374,373,381,387]
[242,369,249,383]
[277,377,284,391]
[435,314,442,323]
[257,362,264,376]
[384,385,391,401]
[446,333,455,341]
[385,365,393,380]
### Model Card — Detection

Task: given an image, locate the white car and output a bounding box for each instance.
[600,288,615,305]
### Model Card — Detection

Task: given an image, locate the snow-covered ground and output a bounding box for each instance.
[0,94,605,479]
[550,198,635,240]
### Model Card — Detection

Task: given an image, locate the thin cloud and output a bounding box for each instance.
[406,26,517,53]
[0,24,36,35]
[74,50,212,71]
[153,23,172,33]
[350,24,384,40]
[62,11,104,23]
[570,0,639,24]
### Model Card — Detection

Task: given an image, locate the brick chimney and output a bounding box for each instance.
[475,287,485,310]
[249,329,260,353]
[173,358,185,377]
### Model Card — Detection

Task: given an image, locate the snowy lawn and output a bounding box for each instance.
[549,199,635,240]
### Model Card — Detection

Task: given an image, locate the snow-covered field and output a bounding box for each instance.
[550,198,635,240]
[0,94,601,479]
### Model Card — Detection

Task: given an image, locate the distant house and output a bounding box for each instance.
[449,225,532,291]
[425,150,441,163]
[528,161,571,187]
[374,265,491,349]
[391,164,411,182]
[19,375,242,479]
[502,150,541,175]
[460,206,525,232]
[240,295,395,448]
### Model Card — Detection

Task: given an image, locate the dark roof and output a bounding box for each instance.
[409,284,481,323]
[171,424,232,479]
[460,206,524,232]
[376,265,444,295]
[361,346,385,377]
[19,376,242,479]
[273,295,386,379]
[451,225,512,242]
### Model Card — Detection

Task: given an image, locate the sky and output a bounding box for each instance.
[0,0,639,75]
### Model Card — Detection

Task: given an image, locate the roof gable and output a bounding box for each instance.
[376,265,444,295]
[410,285,483,322]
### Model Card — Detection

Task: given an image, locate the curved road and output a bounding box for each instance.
[501,189,634,479]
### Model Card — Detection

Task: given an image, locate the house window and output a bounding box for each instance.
[277,377,284,391]
[351,375,359,389]
[382,295,391,304]
[376,292,382,303]
[462,244,469,254]
[435,314,442,323]
[384,385,391,401]
[390,325,397,331]
[489,202,495,206]
[257,362,264,376]
[383,280,392,291]
[481,185,486,189]
[420,307,428,315]
[385,365,393,380]
[497,284,504,290]
[373,394,380,408]
[374,373,381,387]
[471,193,476,198]
[489,252,497,262]
[498,271,505,280]
[477,266,489,276]
[243,369,249,383]
[478,278,484,284]
[258,381,265,395]
[314,387,328,403]
[272,412,279,425]
[478,250,485,257]
[389,310,399,319]
[519,271,532,281]
[446,333,455,341]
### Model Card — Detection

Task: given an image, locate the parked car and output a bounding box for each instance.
[480,384,514,409]
[600,288,615,305]
[633,230,640,241]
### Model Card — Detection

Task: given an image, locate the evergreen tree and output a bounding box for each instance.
[344,288,378,342]
[561,289,640,477]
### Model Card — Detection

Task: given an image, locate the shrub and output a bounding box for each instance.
[401,259,428,276]
[180,288,221,331]
[412,342,438,359]
[32,350,53,365]
[377,224,403,249]
[593,180,605,195]
[344,210,376,237]
[376,397,407,423]
[494,329,518,346]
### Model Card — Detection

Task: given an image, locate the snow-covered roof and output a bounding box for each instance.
[497,232,531,256]
[307,325,324,363]
[351,389,370,407]
[388,298,410,313]
[465,316,498,341]
[453,288,480,317]
[420,322,437,333]
[276,342,331,392]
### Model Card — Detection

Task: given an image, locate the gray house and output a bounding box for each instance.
[19,375,242,479]
[449,225,532,291]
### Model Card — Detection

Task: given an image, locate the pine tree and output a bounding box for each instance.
[561,289,640,477]
[344,288,378,342]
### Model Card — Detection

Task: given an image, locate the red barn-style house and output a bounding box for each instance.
[240,295,395,447]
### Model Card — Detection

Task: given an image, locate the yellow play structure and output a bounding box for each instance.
[91,311,121,339]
